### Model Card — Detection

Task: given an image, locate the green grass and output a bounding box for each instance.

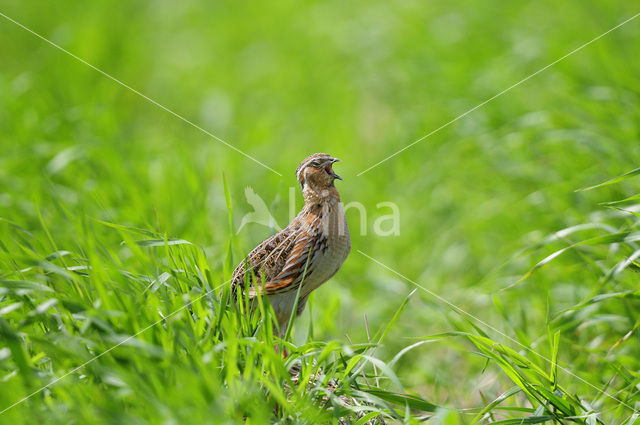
[1,0,640,423]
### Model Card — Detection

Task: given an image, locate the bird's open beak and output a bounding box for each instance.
[326,158,342,180]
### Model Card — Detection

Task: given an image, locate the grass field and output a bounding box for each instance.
[1,1,640,423]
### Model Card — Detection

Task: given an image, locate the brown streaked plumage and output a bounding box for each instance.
[231,153,351,335]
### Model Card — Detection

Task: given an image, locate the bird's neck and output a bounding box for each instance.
[302,185,341,205]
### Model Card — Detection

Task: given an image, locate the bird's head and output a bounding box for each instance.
[296,153,342,192]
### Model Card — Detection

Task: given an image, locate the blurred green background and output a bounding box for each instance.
[1,0,640,423]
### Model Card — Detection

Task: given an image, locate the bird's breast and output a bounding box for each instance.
[304,200,351,294]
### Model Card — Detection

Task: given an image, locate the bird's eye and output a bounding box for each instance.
[311,161,321,167]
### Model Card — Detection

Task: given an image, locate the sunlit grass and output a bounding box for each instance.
[1,0,640,423]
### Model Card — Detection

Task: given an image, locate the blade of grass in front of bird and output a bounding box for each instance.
[307,292,314,341]
[284,243,314,343]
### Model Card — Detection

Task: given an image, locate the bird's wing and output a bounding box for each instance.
[232,207,327,298]
[253,232,318,296]
[231,227,297,296]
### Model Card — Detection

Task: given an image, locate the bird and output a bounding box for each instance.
[231,153,351,337]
